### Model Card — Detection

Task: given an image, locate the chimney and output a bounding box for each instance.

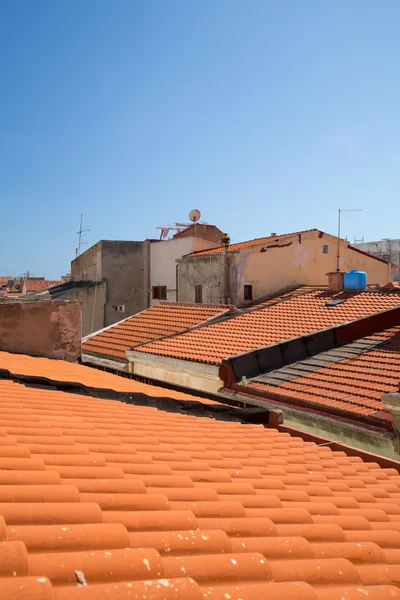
[327,271,344,293]
[221,233,230,252]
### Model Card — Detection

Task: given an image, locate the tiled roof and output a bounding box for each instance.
[24,280,61,292]
[82,302,235,361]
[0,351,218,405]
[186,229,317,257]
[136,290,400,365]
[244,326,400,426]
[2,354,400,598]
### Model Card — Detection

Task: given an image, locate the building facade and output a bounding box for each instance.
[177,229,395,305]
[71,240,150,331]
[150,224,223,306]
[353,239,400,281]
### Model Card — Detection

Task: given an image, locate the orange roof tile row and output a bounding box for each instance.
[0,352,218,406]
[187,229,317,257]
[1,357,400,599]
[82,302,234,361]
[246,326,400,425]
[136,290,400,365]
[24,280,61,292]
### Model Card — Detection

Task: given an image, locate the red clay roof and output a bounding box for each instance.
[82,302,235,361]
[243,325,400,427]
[186,229,317,257]
[136,290,400,365]
[24,280,61,292]
[0,351,218,405]
[1,352,400,598]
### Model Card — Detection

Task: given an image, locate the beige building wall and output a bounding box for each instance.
[178,230,394,305]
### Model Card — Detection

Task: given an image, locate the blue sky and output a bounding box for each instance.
[1,1,399,278]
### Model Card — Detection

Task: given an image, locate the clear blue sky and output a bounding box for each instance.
[1,1,399,279]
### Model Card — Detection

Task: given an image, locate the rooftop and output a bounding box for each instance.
[186,229,317,257]
[1,350,400,598]
[240,325,400,428]
[135,289,400,365]
[82,302,236,362]
[24,279,61,293]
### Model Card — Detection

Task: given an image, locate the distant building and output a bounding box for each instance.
[150,224,223,306]
[177,228,395,305]
[353,239,400,281]
[70,240,150,334]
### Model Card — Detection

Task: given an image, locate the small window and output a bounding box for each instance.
[113,304,125,312]
[152,286,167,300]
[244,284,253,301]
[195,284,203,303]
[323,245,329,254]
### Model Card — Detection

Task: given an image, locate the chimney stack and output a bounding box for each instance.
[327,271,344,293]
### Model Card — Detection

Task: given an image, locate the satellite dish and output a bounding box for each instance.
[189,209,201,223]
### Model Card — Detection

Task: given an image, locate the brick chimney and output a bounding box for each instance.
[327,271,344,293]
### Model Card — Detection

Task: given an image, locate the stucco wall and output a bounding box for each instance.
[151,237,220,306]
[64,282,106,337]
[71,240,149,328]
[177,231,394,304]
[101,240,149,327]
[71,243,102,281]
[177,253,236,304]
[0,300,82,361]
[354,239,400,281]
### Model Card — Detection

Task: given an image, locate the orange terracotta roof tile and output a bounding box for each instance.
[136,290,400,365]
[0,351,218,406]
[244,325,400,426]
[186,229,318,257]
[24,280,61,292]
[1,353,400,597]
[82,302,234,361]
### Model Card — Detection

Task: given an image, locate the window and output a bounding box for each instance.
[323,245,329,254]
[244,284,253,301]
[113,305,125,312]
[195,284,203,303]
[152,286,167,300]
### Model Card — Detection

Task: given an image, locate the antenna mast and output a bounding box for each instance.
[76,214,90,257]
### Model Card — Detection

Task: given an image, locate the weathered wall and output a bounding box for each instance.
[101,240,148,327]
[177,253,236,304]
[71,242,102,281]
[354,239,400,281]
[127,351,222,393]
[177,231,394,304]
[151,237,220,306]
[174,224,224,244]
[64,282,106,337]
[0,300,82,361]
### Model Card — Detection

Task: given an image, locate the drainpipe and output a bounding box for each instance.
[221,233,230,304]
[146,239,151,308]
[176,262,179,302]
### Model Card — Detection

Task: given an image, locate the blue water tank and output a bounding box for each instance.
[344,269,367,290]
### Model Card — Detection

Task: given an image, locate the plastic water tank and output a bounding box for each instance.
[344,269,367,290]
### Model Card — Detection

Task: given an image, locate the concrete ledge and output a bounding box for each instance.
[222,389,399,460]
[127,350,223,394]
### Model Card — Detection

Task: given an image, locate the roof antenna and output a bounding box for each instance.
[76,214,90,257]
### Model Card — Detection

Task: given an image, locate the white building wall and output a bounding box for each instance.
[150,237,219,307]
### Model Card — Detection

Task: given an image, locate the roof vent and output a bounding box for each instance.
[325,298,347,308]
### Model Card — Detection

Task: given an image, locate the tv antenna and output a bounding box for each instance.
[336,208,361,271]
[76,214,90,257]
